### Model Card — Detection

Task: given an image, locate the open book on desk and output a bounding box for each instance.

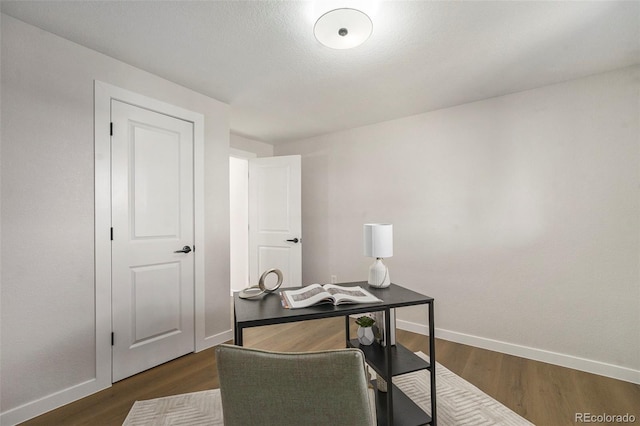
[280,283,382,309]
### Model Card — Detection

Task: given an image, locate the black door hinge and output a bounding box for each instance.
[110,122,113,136]
[110,227,113,241]
[111,332,114,346]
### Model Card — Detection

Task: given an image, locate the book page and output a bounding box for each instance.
[323,284,382,305]
[281,283,334,309]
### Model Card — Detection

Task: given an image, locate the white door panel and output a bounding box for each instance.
[131,126,181,238]
[249,156,301,288]
[257,166,291,231]
[111,100,195,382]
[130,262,181,345]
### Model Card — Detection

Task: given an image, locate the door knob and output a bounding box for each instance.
[286,238,300,243]
[174,245,192,254]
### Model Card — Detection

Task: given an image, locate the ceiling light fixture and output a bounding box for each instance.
[314,8,373,49]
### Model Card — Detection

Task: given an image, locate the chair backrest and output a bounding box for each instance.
[215,344,376,426]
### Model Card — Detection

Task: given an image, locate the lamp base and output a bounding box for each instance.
[368,258,390,288]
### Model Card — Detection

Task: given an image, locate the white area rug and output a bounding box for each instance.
[392,352,533,425]
[123,351,532,425]
[123,390,223,425]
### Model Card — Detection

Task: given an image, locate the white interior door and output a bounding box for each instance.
[249,155,302,288]
[111,100,195,382]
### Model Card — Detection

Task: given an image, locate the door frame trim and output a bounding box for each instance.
[94,80,205,387]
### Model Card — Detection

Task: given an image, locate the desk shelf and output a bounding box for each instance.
[372,380,432,426]
[347,334,434,425]
[348,339,431,378]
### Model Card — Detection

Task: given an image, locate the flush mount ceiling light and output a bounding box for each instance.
[314,8,373,49]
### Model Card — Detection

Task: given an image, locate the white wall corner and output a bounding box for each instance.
[229,133,274,157]
[396,319,640,385]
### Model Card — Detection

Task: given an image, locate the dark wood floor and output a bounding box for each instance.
[21,317,640,425]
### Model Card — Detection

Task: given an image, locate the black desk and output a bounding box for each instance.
[233,281,436,426]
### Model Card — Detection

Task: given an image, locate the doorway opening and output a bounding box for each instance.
[229,149,254,293]
[229,151,302,293]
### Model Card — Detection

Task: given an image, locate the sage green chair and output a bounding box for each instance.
[215,344,376,426]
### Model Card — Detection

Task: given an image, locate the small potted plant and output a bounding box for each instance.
[356,315,376,346]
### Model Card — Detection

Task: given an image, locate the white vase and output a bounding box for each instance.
[357,326,375,346]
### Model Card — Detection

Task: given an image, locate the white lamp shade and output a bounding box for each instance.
[363,224,393,258]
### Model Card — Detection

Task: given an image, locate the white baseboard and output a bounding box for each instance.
[0,378,109,426]
[397,319,640,385]
[3,330,235,425]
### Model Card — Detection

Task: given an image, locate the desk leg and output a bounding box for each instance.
[233,308,243,346]
[234,326,243,346]
[385,307,393,426]
[429,300,437,425]
[344,316,350,347]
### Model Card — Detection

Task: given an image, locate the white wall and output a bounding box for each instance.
[230,156,249,292]
[1,14,231,422]
[276,66,640,383]
[230,133,274,157]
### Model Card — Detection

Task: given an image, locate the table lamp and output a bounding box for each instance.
[363,223,393,288]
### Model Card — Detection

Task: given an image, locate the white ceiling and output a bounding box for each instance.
[2,1,639,145]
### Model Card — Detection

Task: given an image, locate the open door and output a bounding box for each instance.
[248,155,302,288]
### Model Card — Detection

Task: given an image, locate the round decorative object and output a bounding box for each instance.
[238,268,283,299]
[357,326,375,346]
